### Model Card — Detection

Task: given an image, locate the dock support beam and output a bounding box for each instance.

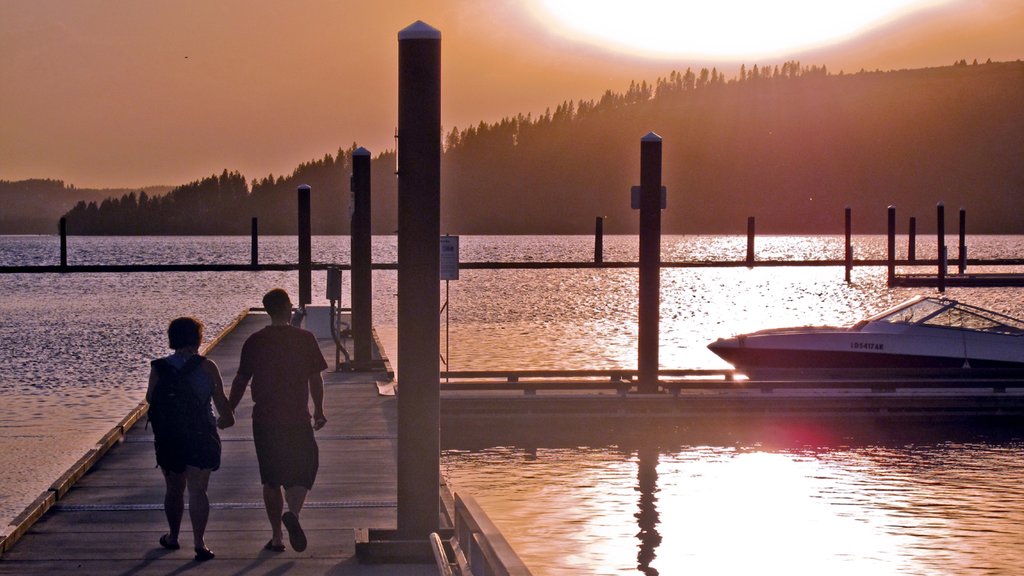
[396,20,441,540]
[251,217,259,268]
[351,147,373,364]
[844,207,852,283]
[746,217,755,267]
[59,217,67,270]
[594,216,604,264]
[937,202,946,293]
[958,208,967,275]
[298,185,312,307]
[908,217,916,262]
[887,206,896,287]
[637,132,662,395]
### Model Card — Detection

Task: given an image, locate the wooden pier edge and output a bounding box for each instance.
[0,309,249,558]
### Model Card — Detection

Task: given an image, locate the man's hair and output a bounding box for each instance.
[263,288,293,319]
[167,317,203,350]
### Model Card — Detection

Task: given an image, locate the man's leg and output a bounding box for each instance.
[282,485,309,551]
[262,484,285,546]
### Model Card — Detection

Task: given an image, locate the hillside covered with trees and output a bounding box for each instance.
[23,59,1024,235]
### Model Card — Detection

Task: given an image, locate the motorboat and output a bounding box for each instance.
[707,296,1024,380]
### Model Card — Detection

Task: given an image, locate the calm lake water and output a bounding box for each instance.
[1,234,1023,574]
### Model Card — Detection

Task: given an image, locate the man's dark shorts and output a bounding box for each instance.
[253,420,319,489]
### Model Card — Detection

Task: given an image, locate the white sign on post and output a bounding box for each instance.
[440,235,459,280]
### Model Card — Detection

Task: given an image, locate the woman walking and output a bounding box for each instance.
[147,317,234,561]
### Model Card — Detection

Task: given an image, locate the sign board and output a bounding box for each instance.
[440,235,459,280]
[630,186,667,210]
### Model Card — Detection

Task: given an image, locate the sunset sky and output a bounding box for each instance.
[1,0,1021,189]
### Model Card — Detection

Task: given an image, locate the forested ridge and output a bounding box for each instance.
[12,59,1023,235]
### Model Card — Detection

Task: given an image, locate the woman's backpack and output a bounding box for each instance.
[148,355,208,439]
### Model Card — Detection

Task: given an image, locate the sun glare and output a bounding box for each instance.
[530,0,956,59]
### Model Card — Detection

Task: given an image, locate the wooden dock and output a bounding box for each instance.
[0,312,437,575]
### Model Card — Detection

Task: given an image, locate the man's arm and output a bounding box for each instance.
[309,372,326,430]
[228,371,251,412]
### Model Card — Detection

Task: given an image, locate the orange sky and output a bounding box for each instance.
[1,0,1021,189]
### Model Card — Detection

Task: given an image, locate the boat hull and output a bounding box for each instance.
[708,327,1024,380]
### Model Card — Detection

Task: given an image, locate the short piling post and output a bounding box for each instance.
[937,202,946,292]
[594,216,604,264]
[637,132,663,395]
[887,206,896,287]
[350,147,373,364]
[908,217,916,262]
[958,208,967,274]
[250,217,259,267]
[746,217,755,267]
[59,217,68,270]
[298,185,312,307]
[396,20,441,540]
[844,207,852,283]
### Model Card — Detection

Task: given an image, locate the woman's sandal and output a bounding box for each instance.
[158,534,180,550]
[194,547,215,562]
[264,539,286,552]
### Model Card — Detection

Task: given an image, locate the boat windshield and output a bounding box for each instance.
[873,298,1024,335]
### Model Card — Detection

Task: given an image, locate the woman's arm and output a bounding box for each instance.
[145,365,158,404]
[204,359,234,429]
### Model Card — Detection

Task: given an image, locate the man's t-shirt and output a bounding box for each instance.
[238,325,328,425]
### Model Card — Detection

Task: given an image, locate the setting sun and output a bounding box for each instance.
[529,0,957,59]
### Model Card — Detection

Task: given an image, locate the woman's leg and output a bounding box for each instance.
[162,469,186,545]
[184,466,212,550]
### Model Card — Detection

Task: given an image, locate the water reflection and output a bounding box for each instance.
[634,447,660,575]
[444,423,1024,575]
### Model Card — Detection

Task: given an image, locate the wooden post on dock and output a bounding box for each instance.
[746,217,755,267]
[908,217,916,262]
[59,217,67,270]
[396,20,441,540]
[250,217,259,267]
[594,216,604,264]
[958,208,967,275]
[637,132,663,395]
[844,207,852,283]
[937,202,946,292]
[887,206,896,287]
[298,185,312,307]
[351,147,373,364]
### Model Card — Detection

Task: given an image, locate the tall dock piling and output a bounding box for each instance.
[908,217,917,262]
[637,132,663,395]
[844,207,852,283]
[396,20,442,541]
[250,217,259,267]
[746,217,756,267]
[594,216,604,264]
[351,147,374,364]
[958,208,967,274]
[58,217,67,270]
[298,184,312,307]
[887,206,896,287]
[937,202,946,292]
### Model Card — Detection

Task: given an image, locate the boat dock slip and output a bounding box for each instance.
[0,312,436,575]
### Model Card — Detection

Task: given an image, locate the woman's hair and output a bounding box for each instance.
[167,317,204,350]
[262,288,292,319]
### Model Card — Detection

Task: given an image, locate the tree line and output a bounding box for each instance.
[56,58,1024,235]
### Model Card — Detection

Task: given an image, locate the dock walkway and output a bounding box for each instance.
[0,311,436,575]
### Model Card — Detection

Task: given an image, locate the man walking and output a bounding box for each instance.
[228,288,328,552]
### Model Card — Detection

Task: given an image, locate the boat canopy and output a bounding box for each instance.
[867,297,1024,335]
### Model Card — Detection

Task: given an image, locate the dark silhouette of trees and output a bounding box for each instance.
[49,59,1024,235]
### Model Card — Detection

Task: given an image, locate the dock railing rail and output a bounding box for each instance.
[440,369,1024,394]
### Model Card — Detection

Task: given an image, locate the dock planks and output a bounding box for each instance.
[0,312,435,575]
